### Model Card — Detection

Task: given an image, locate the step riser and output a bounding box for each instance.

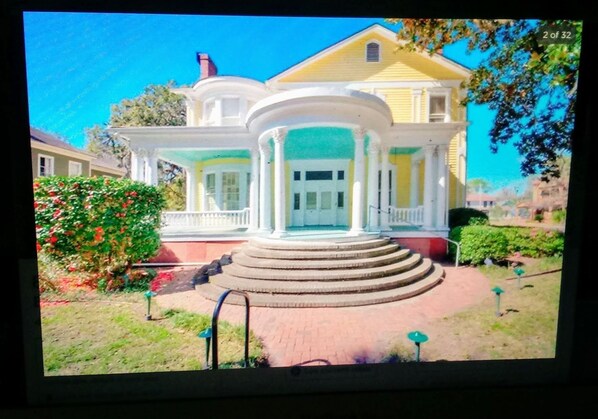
[242,243,400,260]
[222,254,421,281]
[210,262,432,295]
[232,248,409,270]
[248,237,389,252]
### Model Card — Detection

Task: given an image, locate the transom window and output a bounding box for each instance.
[305,170,333,181]
[38,154,54,177]
[366,41,380,62]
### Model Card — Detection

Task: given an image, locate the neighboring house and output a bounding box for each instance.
[111,24,471,261]
[30,127,126,179]
[517,178,568,221]
[466,193,496,212]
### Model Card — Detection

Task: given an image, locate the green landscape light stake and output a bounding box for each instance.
[514,267,525,289]
[144,290,156,320]
[407,331,429,362]
[492,287,504,317]
[198,327,212,369]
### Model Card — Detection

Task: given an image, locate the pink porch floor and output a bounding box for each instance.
[155,264,490,366]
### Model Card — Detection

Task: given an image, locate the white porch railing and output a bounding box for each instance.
[388,205,424,226]
[162,208,251,229]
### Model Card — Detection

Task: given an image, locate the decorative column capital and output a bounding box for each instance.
[424,144,436,155]
[272,127,288,144]
[368,142,380,154]
[352,127,368,141]
[412,88,423,96]
[380,145,391,156]
[258,141,271,157]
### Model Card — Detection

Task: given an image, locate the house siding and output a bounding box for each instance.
[31,149,90,178]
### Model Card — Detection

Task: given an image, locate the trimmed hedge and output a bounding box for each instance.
[449,225,509,265]
[448,207,489,229]
[34,176,166,282]
[449,225,565,265]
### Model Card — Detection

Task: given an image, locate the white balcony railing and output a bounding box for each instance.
[388,206,424,226]
[162,208,251,230]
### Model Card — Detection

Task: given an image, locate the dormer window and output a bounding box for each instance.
[366,41,380,63]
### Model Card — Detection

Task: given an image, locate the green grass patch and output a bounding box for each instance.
[41,292,266,376]
[386,257,562,362]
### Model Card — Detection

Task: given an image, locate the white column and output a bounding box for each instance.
[272,128,287,238]
[379,145,390,230]
[185,166,196,211]
[249,147,260,231]
[410,159,420,208]
[423,145,436,229]
[259,142,272,232]
[350,128,367,235]
[435,145,448,229]
[144,150,158,186]
[412,88,422,123]
[367,142,380,230]
[130,149,140,181]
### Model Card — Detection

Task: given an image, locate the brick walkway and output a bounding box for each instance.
[156,264,490,366]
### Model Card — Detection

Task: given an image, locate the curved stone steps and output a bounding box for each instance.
[210,258,433,294]
[222,252,422,281]
[230,248,410,270]
[197,263,444,308]
[242,242,400,260]
[248,237,390,251]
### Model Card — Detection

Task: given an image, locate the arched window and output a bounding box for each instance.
[366,41,380,62]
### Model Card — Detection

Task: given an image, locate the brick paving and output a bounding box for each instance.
[156,264,490,367]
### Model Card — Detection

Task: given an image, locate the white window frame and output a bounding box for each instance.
[38,154,55,177]
[68,161,82,176]
[365,40,381,63]
[202,163,251,211]
[427,88,451,123]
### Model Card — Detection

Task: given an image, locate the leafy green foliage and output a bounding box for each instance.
[467,178,492,194]
[552,209,566,223]
[85,82,186,210]
[450,225,509,265]
[448,207,489,229]
[450,224,565,264]
[501,227,564,257]
[34,176,166,282]
[387,19,581,179]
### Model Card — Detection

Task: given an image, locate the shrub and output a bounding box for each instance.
[34,176,166,285]
[534,213,544,222]
[552,209,566,223]
[448,208,489,229]
[500,227,564,258]
[452,225,509,265]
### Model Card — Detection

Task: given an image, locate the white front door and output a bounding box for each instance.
[290,160,349,227]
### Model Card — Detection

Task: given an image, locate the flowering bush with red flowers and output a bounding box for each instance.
[34,176,165,288]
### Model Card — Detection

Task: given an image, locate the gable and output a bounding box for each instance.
[274,28,468,84]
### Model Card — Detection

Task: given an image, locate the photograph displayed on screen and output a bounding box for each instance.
[22,12,582,400]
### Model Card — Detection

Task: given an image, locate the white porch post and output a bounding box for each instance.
[259,141,272,232]
[249,147,260,231]
[435,145,448,229]
[423,145,436,229]
[350,128,366,235]
[144,149,158,186]
[367,142,380,230]
[185,166,196,212]
[410,159,420,208]
[131,148,145,181]
[379,145,390,231]
[272,128,287,238]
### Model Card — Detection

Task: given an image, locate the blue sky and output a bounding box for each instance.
[23,12,529,192]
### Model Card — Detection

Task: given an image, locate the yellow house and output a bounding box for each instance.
[112,24,470,262]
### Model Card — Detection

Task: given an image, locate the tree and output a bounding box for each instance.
[86,82,187,209]
[387,19,581,179]
[466,178,492,194]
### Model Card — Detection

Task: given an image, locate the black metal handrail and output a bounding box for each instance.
[367,205,461,267]
[211,289,250,369]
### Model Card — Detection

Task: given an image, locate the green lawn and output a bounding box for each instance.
[386,257,562,362]
[41,292,266,375]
